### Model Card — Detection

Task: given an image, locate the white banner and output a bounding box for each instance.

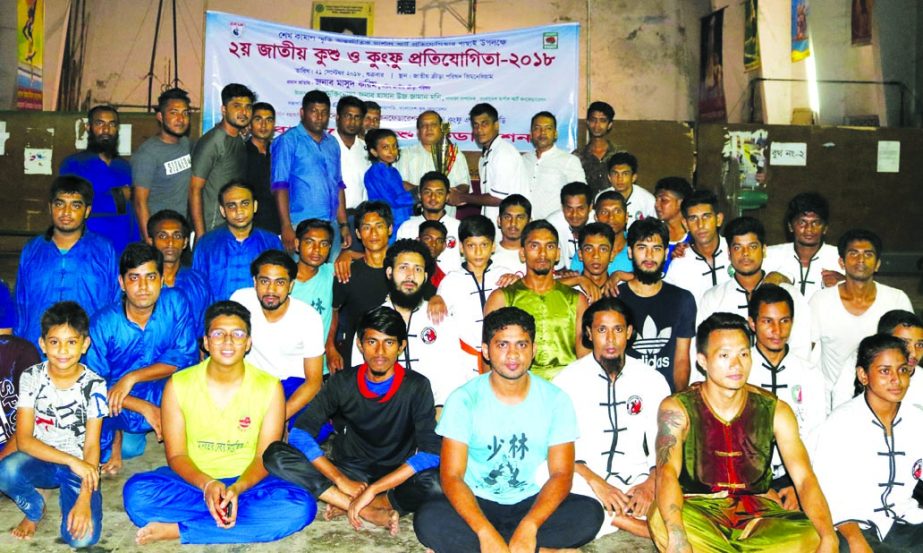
[203,11,580,152]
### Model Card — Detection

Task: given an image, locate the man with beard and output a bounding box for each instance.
[88,243,197,474]
[192,181,283,301]
[485,220,589,381]
[553,297,670,539]
[190,83,253,237]
[699,217,812,361]
[523,111,586,220]
[573,101,622,196]
[247,102,281,234]
[746,285,825,510]
[16,176,119,348]
[764,192,843,299]
[547,181,592,270]
[263,306,442,537]
[361,101,381,138]
[448,103,527,222]
[664,190,730,306]
[650,313,837,553]
[396,111,470,218]
[616,219,695,392]
[272,90,351,255]
[490,194,530,276]
[61,104,137,253]
[810,229,912,406]
[350,239,469,407]
[231,250,324,425]
[132,88,192,241]
[146,210,211,340]
[396,172,462,274]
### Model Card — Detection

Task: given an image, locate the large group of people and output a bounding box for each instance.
[0,83,920,553]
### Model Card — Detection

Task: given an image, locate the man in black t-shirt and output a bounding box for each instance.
[263,306,442,536]
[617,218,696,392]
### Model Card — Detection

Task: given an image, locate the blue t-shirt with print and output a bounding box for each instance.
[436,373,577,505]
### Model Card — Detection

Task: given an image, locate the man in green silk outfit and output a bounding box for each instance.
[485,220,589,380]
[650,312,837,553]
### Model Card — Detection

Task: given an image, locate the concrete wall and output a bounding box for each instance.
[715,0,919,126]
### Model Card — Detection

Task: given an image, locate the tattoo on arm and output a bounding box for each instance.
[655,408,684,468]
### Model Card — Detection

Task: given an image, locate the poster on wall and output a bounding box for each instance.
[851,0,872,45]
[723,129,768,189]
[698,9,727,123]
[791,0,810,61]
[16,0,43,110]
[744,0,760,71]
[312,2,373,36]
[202,11,580,152]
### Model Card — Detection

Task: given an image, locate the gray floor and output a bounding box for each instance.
[0,435,656,552]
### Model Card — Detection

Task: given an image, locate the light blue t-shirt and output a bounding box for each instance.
[436,373,578,505]
[570,244,633,274]
[291,262,334,374]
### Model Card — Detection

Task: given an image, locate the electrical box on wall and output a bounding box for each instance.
[397,0,415,15]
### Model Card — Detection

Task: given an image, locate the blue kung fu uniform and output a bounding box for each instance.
[15,229,119,349]
[192,226,284,301]
[60,151,140,253]
[87,288,198,458]
[0,279,16,331]
[169,266,212,340]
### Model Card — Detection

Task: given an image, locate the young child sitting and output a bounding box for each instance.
[0,301,108,547]
[364,128,414,237]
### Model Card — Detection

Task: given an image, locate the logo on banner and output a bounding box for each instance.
[230,22,245,37]
[543,32,558,49]
[627,395,643,415]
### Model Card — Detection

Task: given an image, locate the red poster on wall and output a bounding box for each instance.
[699,9,727,122]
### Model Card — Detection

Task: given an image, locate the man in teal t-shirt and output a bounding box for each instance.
[413,307,603,552]
[290,219,335,374]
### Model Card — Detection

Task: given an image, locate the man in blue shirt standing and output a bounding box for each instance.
[271,90,351,255]
[88,243,197,474]
[16,176,119,348]
[60,104,138,253]
[193,180,283,301]
[146,209,211,339]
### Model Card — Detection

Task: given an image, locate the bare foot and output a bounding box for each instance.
[360,506,400,535]
[611,515,651,538]
[101,456,123,476]
[135,522,180,545]
[11,516,38,540]
[323,503,346,521]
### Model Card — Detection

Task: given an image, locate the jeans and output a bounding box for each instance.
[0,451,103,547]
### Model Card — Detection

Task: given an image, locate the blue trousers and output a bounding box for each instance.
[99,379,164,460]
[0,452,103,548]
[124,466,317,544]
[281,377,333,441]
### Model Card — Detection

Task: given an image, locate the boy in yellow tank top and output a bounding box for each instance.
[122,300,316,544]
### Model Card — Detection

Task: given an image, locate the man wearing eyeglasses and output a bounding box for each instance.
[230,250,324,426]
[60,104,138,253]
[122,300,317,545]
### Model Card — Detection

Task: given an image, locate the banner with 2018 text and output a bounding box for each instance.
[203,11,579,152]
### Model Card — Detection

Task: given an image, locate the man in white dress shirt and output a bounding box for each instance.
[764,192,842,300]
[554,297,670,538]
[596,152,655,227]
[522,111,586,220]
[448,103,527,222]
[332,95,370,211]
[546,182,592,271]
